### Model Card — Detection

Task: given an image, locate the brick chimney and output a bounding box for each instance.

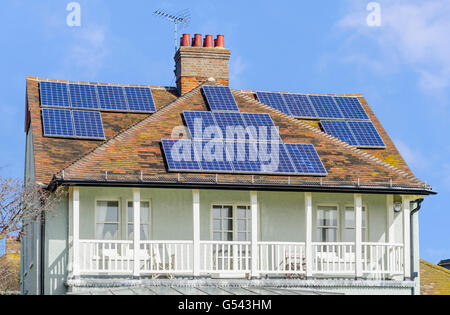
[175,34,230,95]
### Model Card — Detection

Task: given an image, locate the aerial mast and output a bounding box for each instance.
[154,9,190,52]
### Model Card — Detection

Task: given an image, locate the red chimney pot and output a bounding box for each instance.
[204,35,214,48]
[181,34,191,47]
[215,35,225,48]
[193,34,202,47]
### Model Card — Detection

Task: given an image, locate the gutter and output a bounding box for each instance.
[48,178,437,196]
[411,198,424,215]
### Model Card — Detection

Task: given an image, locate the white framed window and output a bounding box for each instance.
[211,204,251,242]
[127,200,151,241]
[316,205,338,242]
[95,200,120,240]
[344,206,368,242]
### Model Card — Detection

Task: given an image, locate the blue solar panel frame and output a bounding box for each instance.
[40,82,71,108]
[334,97,369,120]
[161,139,202,171]
[241,113,281,142]
[308,95,344,119]
[259,142,297,174]
[199,140,234,172]
[284,143,328,176]
[347,121,386,148]
[225,141,261,173]
[69,84,100,110]
[42,108,74,137]
[320,120,359,146]
[183,111,220,140]
[72,110,105,139]
[256,92,292,116]
[97,85,129,111]
[212,112,248,141]
[124,87,156,113]
[282,94,317,118]
[202,86,240,112]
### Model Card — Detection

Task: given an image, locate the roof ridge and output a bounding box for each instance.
[61,82,213,175]
[233,89,426,186]
[420,259,450,276]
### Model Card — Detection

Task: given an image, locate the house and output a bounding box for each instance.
[420,260,450,295]
[21,34,435,295]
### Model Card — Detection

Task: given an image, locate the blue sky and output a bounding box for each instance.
[0,0,448,262]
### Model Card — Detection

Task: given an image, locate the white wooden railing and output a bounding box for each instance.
[78,240,404,278]
[258,242,306,275]
[200,241,251,274]
[362,243,404,276]
[312,242,356,275]
[79,240,134,274]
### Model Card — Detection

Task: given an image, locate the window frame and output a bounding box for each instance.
[343,204,369,243]
[126,199,152,241]
[210,202,252,242]
[94,199,121,241]
[315,203,340,242]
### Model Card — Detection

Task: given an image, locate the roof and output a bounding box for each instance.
[25,76,433,194]
[420,259,450,295]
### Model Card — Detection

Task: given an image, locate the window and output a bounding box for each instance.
[344,206,367,242]
[96,201,120,240]
[127,201,151,240]
[212,205,251,241]
[316,205,338,242]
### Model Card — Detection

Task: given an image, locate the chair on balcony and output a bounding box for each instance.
[151,244,175,279]
[282,249,306,279]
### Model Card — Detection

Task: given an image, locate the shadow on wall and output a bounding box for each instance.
[46,248,68,295]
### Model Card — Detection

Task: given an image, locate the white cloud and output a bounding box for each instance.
[229,56,248,87]
[394,138,429,171]
[338,0,450,94]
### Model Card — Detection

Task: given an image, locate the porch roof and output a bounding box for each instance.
[26,76,434,194]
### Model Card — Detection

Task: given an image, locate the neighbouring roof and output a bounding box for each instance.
[25,76,433,194]
[420,260,450,295]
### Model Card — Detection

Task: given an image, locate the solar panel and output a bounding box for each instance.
[72,110,105,139]
[282,94,317,118]
[97,86,128,111]
[161,139,201,171]
[183,111,219,140]
[309,95,343,119]
[124,87,156,112]
[256,92,292,115]
[203,86,239,112]
[42,108,74,137]
[40,82,71,108]
[334,97,369,120]
[284,143,328,175]
[241,113,281,142]
[320,120,359,146]
[69,84,100,110]
[212,112,247,141]
[260,143,296,173]
[199,140,234,172]
[226,141,261,173]
[348,121,385,148]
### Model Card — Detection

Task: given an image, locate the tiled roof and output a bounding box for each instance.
[26,76,430,191]
[420,260,450,295]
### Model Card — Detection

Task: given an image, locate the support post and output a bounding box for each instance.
[386,195,394,243]
[133,188,141,277]
[250,191,259,278]
[73,187,80,278]
[355,194,363,279]
[403,196,411,280]
[193,189,200,277]
[305,192,313,278]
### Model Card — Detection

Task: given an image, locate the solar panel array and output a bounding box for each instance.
[320,120,385,148]
[202,86,240,112]
[42,108,105,140]
[161,139,327,175]
[40,81,156,113]
[183,111,281,141]
[256,91,369,121]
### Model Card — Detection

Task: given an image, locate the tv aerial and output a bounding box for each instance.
[154,9,191,52]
